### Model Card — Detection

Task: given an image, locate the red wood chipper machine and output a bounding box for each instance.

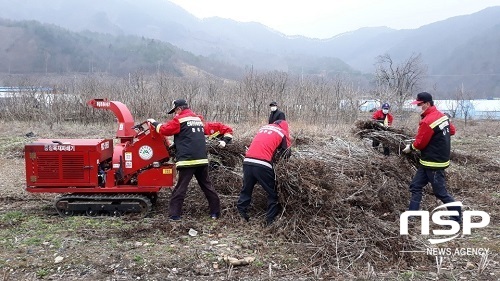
[24,99,175,217]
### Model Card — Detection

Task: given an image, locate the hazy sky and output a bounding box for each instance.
[169,0,500,39]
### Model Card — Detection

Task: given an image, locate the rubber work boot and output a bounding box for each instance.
[169,215,181,221]
[239,212,249,222]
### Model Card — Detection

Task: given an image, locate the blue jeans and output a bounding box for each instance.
[409,167,461,222]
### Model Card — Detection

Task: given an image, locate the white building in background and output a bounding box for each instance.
[0,86,82,107]
[0,86,57,100]
[359,99,380,112]
[387,98,500,120]
[434,99,500,120]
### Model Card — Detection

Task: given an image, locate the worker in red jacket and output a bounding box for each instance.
[204,121,234,147]
[402,92,461,223]
[147,99,221,221]
[203,120,234,170]
[372,102,394,156]
[237,120,291,226]
[196,114,234,147]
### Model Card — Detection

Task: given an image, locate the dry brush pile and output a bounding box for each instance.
[273,128,423,273]
[201,121,425,273]
[201,120,499,276]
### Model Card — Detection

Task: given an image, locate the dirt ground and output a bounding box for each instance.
[0,119,498,280]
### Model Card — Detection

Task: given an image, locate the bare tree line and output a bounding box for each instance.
[0,71,367,125]
[0,53,432,125]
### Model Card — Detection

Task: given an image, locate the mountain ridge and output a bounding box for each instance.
[0,0,499,95]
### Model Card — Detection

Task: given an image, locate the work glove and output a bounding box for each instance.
[402,144,412,154]
[147,119,160,131]
[218,140,226,148]
[222,136,232,144]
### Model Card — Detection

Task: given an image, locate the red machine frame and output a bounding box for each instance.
[25,98,175,194]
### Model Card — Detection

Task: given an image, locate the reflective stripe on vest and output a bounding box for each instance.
[429,116,448,129]
[260,125,284,138]
[244,158,273,169]
[419,159,450,168]
[176,159,209,167]
[209,131,220,139]
[178,116,202,123]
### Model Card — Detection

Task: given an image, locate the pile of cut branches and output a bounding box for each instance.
[271,137,424,272]
[352,119,490,166]
[206,138,249,195]
[202,131,426,271]
[352,120,420,166]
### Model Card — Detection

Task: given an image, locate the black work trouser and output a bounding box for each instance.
[169,165,220,217]
[237,164,280,224]
[408,167,461,222]
[372,139,390,156]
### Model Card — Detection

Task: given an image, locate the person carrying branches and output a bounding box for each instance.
[402,92,461,223]
[237,120,291,226]
[204,121,233,148]
[372,102,394,156]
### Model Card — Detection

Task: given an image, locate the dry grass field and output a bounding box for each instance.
[0,118,498,280]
